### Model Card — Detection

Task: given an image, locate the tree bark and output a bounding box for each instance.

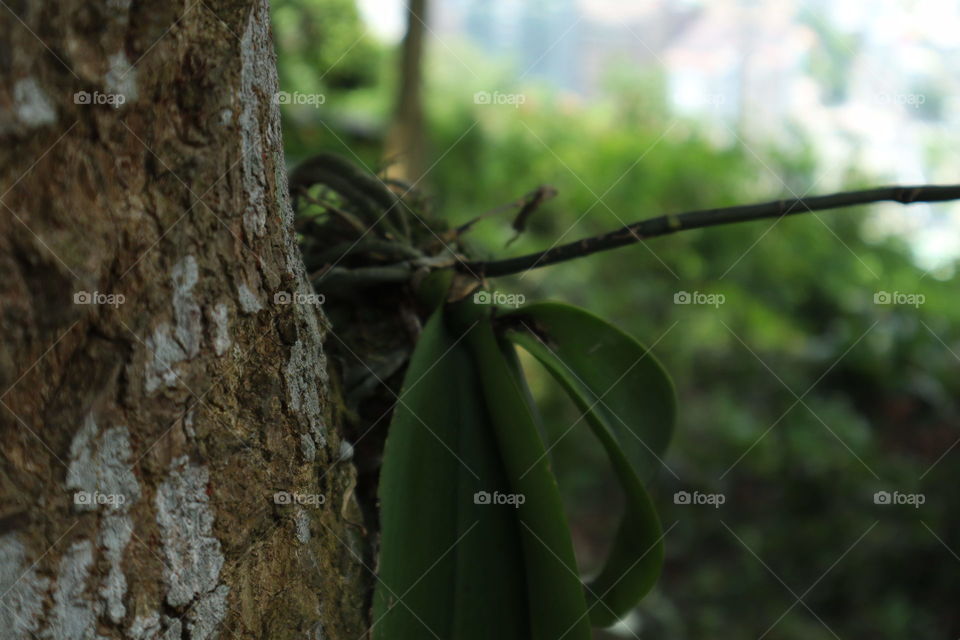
[0,1,370,638]
[383,0,427,183]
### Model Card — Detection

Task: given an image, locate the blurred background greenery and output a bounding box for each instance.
[272,0,960,637]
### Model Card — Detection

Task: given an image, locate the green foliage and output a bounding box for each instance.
[502,302,673,625]
[503,302,675,483]
[277,6,960,636]
[374,298,675,638]
[454,301,592,640]
[415,74,960,637]
[272,0,379,92]
[372,308,529,639]
[272,0,387,163]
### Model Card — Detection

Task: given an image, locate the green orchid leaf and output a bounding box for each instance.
[450,301,593,640]
[502,302,676,480]
[373,309,528,640]
[502,301,676,626]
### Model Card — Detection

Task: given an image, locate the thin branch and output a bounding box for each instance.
[460,184,960,278]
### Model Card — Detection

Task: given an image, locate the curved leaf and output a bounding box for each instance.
[503,302,676,479]
[502,301,676,626]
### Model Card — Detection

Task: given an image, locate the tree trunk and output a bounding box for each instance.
[0,1,370,638]
[383,0,427,183]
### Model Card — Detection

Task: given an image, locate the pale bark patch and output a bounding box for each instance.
[66,415,141,513]
[0,534,49,639]
[104,51,138,104]
[208,303,232,356]
[155,457,225,609]
[12,78,56,129]
[98,512,134,624]
[44,540,96,639]
[236,282,263,314]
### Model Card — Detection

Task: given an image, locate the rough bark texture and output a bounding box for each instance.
[0,1,370,638]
